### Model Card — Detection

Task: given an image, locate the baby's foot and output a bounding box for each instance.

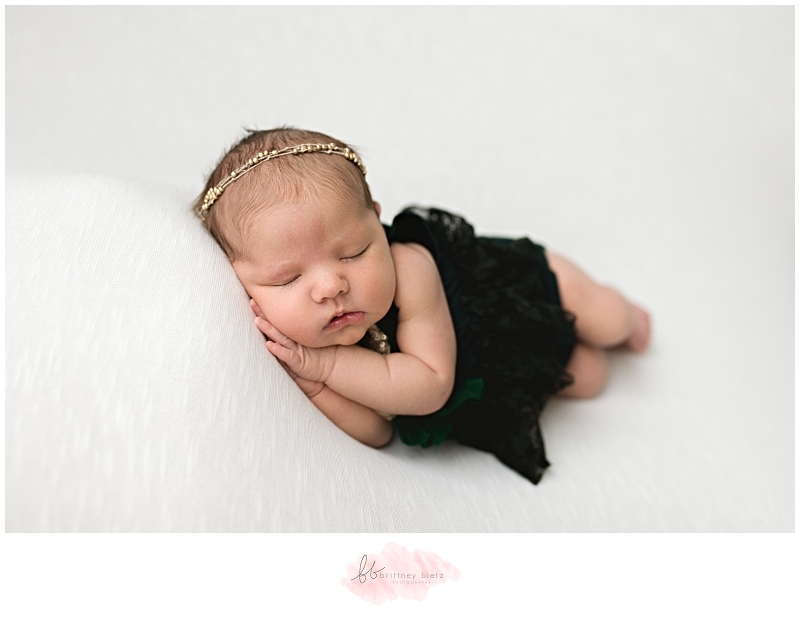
[622,303,651,353]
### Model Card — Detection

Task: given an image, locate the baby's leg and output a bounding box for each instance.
[545,250,650,352]
[558,343,608,398]
[544,249,651,399]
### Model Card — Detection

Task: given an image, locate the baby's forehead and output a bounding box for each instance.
[259,195,369,227]
[243,192,372,244]
[240,204,373,268]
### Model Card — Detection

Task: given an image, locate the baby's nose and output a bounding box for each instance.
[312,271,349,302]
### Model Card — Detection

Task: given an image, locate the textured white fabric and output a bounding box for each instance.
[6,172,793,532]
[5,6,794,532]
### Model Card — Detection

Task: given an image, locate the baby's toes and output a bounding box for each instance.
[627,305,651,353]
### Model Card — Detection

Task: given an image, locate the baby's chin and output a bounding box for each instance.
[329,326,370,347]
[300,325,369,349]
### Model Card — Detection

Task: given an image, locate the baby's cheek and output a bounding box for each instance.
[256,298,289,329]
[371,258,398,308]
[273,308,318,345]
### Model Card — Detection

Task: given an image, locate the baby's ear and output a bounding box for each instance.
[372,201,381,216]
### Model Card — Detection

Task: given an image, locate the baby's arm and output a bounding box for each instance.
[275,358,393,448]
[260,242,457,417]
[308,386,394,448]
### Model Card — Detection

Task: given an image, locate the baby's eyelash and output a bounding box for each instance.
[275,276,299,288]
[343,245,370,261]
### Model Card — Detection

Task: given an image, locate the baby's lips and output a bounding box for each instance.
[325,311,365,331]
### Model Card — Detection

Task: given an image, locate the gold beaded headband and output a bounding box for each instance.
[199,142,366,220]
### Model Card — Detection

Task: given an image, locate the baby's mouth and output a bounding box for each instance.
[325,311,365,331]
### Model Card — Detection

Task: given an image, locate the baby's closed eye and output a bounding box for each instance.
[276,276,300,287]
[342,244,370,262]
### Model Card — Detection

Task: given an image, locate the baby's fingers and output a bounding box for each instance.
[265,340,300,369]
[254,317,295,348]
[250,299,267,320]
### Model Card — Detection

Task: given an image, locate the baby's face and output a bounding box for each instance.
[233,191,396,349]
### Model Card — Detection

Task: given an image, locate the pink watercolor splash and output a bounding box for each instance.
[341,542,461,604]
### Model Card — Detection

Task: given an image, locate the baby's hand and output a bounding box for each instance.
[279,362,325,399]
[252,312,338,385]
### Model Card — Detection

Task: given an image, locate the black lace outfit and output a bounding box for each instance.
[358,207,576,484]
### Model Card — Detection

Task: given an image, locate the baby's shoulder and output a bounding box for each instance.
[390,241,443,308]
[390,240,436,270]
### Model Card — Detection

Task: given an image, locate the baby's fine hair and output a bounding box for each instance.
[194,127,373,261]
